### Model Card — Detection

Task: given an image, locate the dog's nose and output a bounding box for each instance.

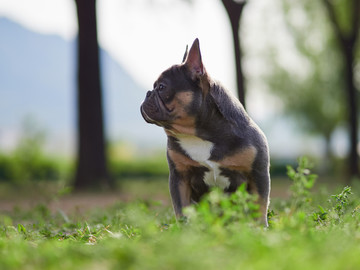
[146,91,152,98]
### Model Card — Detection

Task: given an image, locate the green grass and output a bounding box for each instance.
[1,158,360,270]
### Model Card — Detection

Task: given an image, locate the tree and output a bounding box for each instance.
[321,0,360,177]
[268,1,345,158]
[73,0,110,189]
[221,0,247,107]
[267,0,359,177]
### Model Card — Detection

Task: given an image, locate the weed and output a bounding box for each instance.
[184,184,260,231]
[287,156,317,209]
[331,186,352,217]
[313,186,357,226]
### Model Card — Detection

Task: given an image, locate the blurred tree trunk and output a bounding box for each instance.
[74,0,109,189]
[221,0,247,108]
[322,0,360,178]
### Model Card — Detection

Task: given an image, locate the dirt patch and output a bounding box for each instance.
[0,191,171,215]
[0,180,291,215]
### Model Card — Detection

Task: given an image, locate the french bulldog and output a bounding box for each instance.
[140,39,271,226]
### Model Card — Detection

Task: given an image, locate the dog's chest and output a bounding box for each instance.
[177,136,230,190]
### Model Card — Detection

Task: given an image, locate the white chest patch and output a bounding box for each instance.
[177,135,230,190]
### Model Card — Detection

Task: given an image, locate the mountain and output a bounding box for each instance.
[0,17,165,154]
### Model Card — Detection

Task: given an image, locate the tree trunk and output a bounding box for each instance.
[221,0,247,108]
[322,0,360,179]
[321,133,333,175]
[343,47,359,178]
[74,0,109,189]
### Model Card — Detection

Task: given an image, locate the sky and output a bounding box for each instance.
[0,0,233,87]
[0,0,342,158]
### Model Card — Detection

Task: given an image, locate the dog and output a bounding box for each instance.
[140,39,271,226]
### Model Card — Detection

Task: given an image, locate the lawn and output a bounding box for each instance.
[1,158,360,270]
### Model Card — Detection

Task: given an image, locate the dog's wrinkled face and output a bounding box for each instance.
[141,39,206,135]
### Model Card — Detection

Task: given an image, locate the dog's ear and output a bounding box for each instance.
[184,38,205,78]
[182,45,188,63]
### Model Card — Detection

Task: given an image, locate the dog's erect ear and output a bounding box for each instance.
[184,38,205,78]
[182,45,188,63]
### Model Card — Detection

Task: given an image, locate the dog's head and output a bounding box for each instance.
[140,38,209,135]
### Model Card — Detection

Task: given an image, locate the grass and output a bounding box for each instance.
[1,158,360,269]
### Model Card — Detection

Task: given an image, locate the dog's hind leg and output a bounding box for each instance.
[249,169,271,227]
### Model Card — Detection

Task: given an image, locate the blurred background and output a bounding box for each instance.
[0,0,359,204]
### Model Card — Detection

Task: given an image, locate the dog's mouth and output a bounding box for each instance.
[140,90,175,127]
[140,105,154,123]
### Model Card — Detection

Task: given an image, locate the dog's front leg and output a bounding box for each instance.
[169,169,191,219]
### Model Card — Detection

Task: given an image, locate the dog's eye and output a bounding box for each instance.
[158,84,165,91]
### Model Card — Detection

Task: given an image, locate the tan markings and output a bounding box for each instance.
[178,180,191,209]
[168,149,201,172]
[257,197,269,226]
[171,122,196,135]
[167,91,193,113]
[219,146,257,172]
[167,91,196,135]
[200,74,210,95]
[247,176,257,194]
[165,127,195,137]
[247,177,269,226]
[177,91,194,106]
